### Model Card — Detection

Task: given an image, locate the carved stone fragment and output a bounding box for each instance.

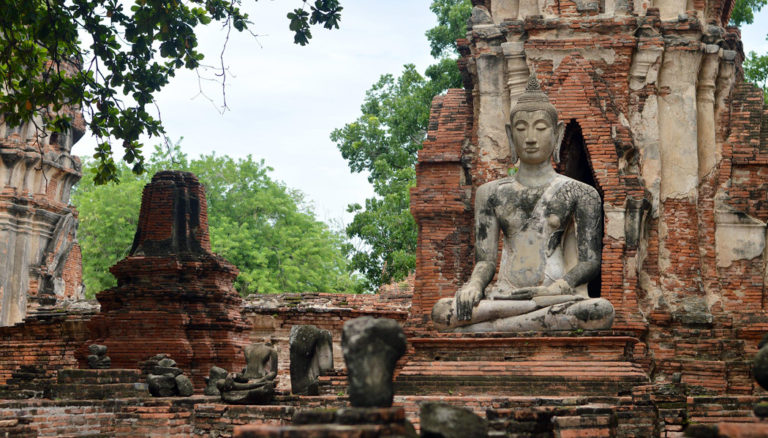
[143,354,192,397]
[218,343,278,405]
[86,344,110,369]
[753,334,768,391]
[342,317,406,408]
[175,375,194,397]
[204,366,228,396]
[289,325,334,395]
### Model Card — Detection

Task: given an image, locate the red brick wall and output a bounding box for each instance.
[0,312,92,384]
[409,90,475,332]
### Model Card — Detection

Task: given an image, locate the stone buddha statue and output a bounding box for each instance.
[432,75,614,333]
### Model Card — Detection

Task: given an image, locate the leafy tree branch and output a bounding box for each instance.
[0,0,342,183]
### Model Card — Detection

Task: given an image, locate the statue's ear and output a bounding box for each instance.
[553,120,566,164]
[505,123,518,164]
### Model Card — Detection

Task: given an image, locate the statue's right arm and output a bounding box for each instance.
[455,183,498,320]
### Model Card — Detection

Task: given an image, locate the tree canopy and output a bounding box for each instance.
[331,0,471,290]
[72,144,360,298]
[0,0,342,184]
[734,0,768,100]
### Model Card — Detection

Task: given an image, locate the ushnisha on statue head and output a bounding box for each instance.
[505,73,566,165]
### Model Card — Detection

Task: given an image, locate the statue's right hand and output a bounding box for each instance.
[455,284,482,321]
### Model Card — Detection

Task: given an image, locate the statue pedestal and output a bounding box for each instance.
[395,332,649,396]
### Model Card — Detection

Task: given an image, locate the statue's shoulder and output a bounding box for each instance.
[556,175,601,203]
[477,177,514,197]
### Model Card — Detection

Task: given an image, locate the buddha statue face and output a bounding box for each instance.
[505,74,566,165]
[511,110,562,165]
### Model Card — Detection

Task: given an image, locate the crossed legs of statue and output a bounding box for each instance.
[432,296,615,333]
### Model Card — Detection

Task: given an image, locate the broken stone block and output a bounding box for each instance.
[289,324,334,395]
[204,366,228,396]
[175,375,194,397]
[342,317,406,407]
[148,374,177,397]
[158,357,177,368]
[88,344,107,356]
[152,366,182,377]
[144,353,193,397]
[753,334,768,391]
[420,403,488,438]
[86,344,111,369]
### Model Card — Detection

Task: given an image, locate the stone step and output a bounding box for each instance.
[52,382,149,400]
[57,368,142,384]
[394,334,649,397]
[406,334,643,363]
[396,395,654,436]
[395,360,648,396]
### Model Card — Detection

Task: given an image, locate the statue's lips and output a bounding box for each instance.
[524,147,539,153]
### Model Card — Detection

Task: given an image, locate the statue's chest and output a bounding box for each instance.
[494,184,571,236]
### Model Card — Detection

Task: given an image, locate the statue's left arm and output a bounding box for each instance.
[562,184,602,289]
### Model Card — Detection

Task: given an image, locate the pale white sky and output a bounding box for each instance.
[72,3,768,227]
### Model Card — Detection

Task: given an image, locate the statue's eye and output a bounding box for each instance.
[515,124,526,131]
[535,123,548,131]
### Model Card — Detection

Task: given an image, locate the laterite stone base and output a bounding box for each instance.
[395,333,649,397]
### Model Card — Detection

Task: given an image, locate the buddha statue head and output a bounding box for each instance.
[506,74,566,165]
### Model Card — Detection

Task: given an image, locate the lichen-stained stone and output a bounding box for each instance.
[342,317,406,407]
[204,366,228,396]
[175,374,194,397]
[79,171,249,390]
[144,353,194,397]
[420,403,488,438]
[86,344,111,369]
[753,335,768,391]
[289,324,333,395]
[218,343,277,405]
[147,374,177,397]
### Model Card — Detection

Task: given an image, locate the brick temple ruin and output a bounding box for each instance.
[0,98,84,326]
[1,0,768,435]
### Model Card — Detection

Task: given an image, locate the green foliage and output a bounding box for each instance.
[73,144,360,298]
[731,0,767,25]
[0,0,342,184]
[744,50,768,101]
[425,0,473,58]
[287,0,342,46]
[72,162,146,298]
[734,0,768,103]
[332,0,470,290]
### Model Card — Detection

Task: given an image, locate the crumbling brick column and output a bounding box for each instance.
[0,106,84,326]
[79,171,249,389]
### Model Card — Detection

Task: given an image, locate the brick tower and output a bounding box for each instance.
[0,107,84,326]
[406,0,768,396]
[80,171,249,389]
